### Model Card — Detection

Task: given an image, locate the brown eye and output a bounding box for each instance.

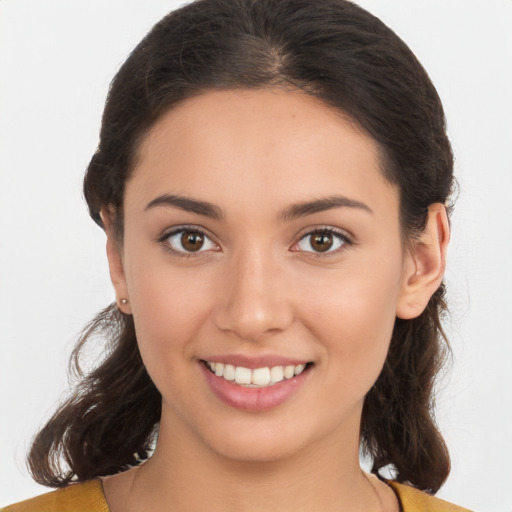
[295,229,349,254]
[181,231,205,252]
[310,233,334,252]
[164,228,217,255]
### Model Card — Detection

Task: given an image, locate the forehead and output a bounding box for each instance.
[127,88,398,218]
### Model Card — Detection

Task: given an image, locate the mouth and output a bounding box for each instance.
[201,360,314,388]
[200,358,314,411]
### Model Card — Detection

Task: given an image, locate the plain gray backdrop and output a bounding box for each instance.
[1,1,511,510]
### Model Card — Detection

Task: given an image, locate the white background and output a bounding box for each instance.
[0,1,511,510]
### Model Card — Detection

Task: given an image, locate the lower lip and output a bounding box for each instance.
[200,362,311,412]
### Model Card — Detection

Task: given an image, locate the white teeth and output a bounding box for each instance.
[294,364,306,376]
[269,365,284,383]
[284,365,295,379]
[223,364,235,381]
[252,367,271,386]
[215,363,224,377]
[234,366,252,385]
[206,361,309,387]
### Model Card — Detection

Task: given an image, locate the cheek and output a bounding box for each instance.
[310,292,396,365]
[125,260,215,380]
[297,262,402,388]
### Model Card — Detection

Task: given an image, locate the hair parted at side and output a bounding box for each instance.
[28,0,454,494]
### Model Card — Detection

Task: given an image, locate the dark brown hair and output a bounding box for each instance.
[27,0,453,494]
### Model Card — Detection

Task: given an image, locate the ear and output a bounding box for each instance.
[100,208,132,315]
[396,204,450,320]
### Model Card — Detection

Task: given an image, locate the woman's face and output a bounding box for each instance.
[109,88,419,463]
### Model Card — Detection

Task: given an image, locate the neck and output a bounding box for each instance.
[118,415,383,512]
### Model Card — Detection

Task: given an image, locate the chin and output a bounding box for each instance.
[211,435,305,464]
[197,412,340,466]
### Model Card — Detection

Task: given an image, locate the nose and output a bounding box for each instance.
[213,247,294,342]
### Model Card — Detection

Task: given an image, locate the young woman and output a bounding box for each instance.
[2,0,471,510]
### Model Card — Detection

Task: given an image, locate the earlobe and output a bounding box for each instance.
[100,208,132,315]
[396,204,450,320]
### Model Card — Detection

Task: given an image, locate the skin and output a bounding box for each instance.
[101,88,449,512]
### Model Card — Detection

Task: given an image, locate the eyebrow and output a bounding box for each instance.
[279,195,373,221]
[145,193,372,221]
[145,194,224,219]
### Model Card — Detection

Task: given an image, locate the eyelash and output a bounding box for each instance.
[158,225,218,259]
[158,226,353,259]
[292,227,353,257]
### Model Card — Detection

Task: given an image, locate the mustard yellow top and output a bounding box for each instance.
[1,479,472,511]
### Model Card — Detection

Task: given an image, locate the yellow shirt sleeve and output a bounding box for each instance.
[389,481,473,512]
[1,480,109,512]
[2,478,473,512]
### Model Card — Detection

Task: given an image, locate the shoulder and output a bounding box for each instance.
[1,479,109,512]
[389,481,473,512]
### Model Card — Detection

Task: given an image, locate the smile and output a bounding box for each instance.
[201,358,313,411]
[205,361,308,387]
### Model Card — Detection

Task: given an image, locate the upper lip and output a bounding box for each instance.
[201,354,312,369]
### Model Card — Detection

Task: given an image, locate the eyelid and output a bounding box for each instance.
[291,226,354,255]
[158,225,220,257]
[157,224,354,258]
